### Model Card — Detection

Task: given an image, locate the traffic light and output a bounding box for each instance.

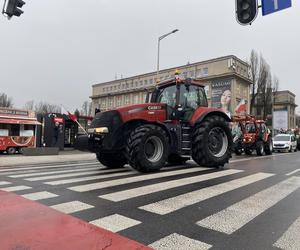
[3,0,26,18]
[236,0,258,25]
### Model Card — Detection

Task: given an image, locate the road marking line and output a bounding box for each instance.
[149,233,212,250]
[139,172,274,215]
[0,181,11,186]
[286,169,300,176]
[0,162,99,173]
[196,176,300,234]
[68,167,211,192]
[25,170,107,181]
[51,201,94,214]
[100,169,243,202]
[21,191,58,201]
[90,214,141,233]
[0,185,32,192]
[45,171,133,185]
[9,166,101,178]
[273,216,300,250]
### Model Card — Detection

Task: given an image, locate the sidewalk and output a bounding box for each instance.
[0,150,96,167]
[0,190,151,250]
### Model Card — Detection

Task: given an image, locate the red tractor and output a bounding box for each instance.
[232,115,272,156]
[77,76,232,172]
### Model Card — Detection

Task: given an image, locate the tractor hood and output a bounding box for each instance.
[115,103,167,123]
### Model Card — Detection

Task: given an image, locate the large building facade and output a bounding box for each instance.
[91,55,252,117]
[253,90,297,130]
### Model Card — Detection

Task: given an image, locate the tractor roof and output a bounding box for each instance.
[156,76,205,89]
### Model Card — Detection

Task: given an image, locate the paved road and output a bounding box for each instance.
[0,153,299,250]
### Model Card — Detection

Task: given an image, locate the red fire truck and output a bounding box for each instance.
[0,108,41,154]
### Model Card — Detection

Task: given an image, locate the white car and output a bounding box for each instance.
[273,134,297,153]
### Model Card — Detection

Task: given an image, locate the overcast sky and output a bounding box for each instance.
[0,0,299,113]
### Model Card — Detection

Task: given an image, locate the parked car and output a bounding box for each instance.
[273,134,297,153]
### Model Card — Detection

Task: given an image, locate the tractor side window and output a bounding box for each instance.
[157,85,176,108]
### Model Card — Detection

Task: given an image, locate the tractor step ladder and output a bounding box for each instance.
[181,125,192,154]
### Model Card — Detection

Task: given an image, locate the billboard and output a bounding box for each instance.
[211,79,232,117]
[273,110,288,130]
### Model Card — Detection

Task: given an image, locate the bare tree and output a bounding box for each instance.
[24,100,35,110]
[34,102,61,114]
[81,101,92,116]
[0,93,13,108]
[249,50,279,119]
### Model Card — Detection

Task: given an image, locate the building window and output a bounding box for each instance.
[144,80,148,85]
[196,69,202,77]
[189,71,195,77]
[125,95,130,105]
[135,81,139,87]
[149,79,153,84]
[203,68,208,76]
[126,83,129,89]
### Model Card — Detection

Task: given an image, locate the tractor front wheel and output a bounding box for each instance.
[96,151,127,169]
[125,124,168,173]
[192,116,232,168]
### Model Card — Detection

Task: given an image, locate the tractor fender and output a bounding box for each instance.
[120,119,173,143]
[191,110,231,126]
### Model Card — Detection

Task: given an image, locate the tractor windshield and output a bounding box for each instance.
[179,84,207,109]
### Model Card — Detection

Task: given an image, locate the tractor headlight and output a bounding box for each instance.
[88,127,109,134]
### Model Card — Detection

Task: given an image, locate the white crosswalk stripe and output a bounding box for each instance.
[273,216,300,250]
[196,176,300,234]
[286,169,300,176]
[150,233,212,250]
[25,170,106,181]
[9,166,102,178]
[51,201,94,214]
[100,169,243,202]
[0,185,32,192]
[68,167,211,192]
[0,162,99,173]
[0,181,11,185]
[139,172,274,215]
[90,214,141,233]
[21,191,58,201]
[45,171,134,185]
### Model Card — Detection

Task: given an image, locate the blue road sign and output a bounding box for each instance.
[262,0,292,16]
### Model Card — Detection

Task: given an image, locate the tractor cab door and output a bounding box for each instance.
[156,85,177,120]
[178,84,208,122]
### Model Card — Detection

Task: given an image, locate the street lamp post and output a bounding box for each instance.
[156,29,179,80]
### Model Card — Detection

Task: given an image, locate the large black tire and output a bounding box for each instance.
[125,124,168,173]
[256,141,264,156]
[192,116,232,168]
[168,154,189,165]
[264,138,273,155]
[96,151,127,168]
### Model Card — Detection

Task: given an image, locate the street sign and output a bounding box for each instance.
[262,0,292,16]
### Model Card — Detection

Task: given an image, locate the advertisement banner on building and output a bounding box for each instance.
[273,110,288,130]
[211,79,232,117]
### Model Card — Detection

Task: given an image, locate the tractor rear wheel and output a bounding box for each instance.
[264,138,273,155]
[96,151,127,169]
[125,124,168,173]
[192,116,232,168]
[256,141,265,156]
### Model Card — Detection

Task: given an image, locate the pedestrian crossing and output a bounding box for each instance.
[0,160,299,250]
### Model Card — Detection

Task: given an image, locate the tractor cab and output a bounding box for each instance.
[151,77,208,122]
